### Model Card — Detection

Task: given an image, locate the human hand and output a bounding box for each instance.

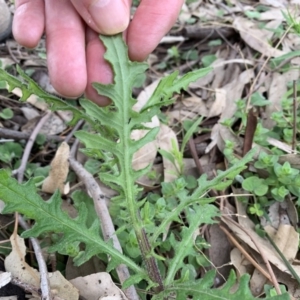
[13,0,184,105]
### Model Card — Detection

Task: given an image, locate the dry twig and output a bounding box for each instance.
[69,156,139,300]
[11,111,53,300]
[13,111,52,182]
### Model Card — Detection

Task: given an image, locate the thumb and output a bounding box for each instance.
[71,0,130,34]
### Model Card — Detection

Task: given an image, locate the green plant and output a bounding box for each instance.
[159,116,203,175]
[0,141,23,166]
[0,107,13,119]
[0,35,289,299]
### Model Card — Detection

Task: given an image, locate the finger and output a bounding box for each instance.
[127,0,184,61]
[13,0,45,48]
[85,28,112,106]
[70,0,131,35]
[45,0,87,97]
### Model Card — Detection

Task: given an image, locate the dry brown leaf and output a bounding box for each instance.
[206,69,254,153]
[211,59,226,88]
[182,96,210,117]
[230,248,252,277]
[263,73,287,129]
[131,117,159,172]
[267,223,298,261]
[220,69,254,121]
[260,0,287,7]
[261,200,299,261]
[42,142,70,194]
[222,201,300,277]
[205,224,232,286]
[156,124,180,182]
[5,235,79,299]
[70,273,128,300]
[5,235,40,289]
[131,79,160,178]
[250,257,268,296]
[208,88,226,118]
[166,109,199,124]
[233,17,285,57]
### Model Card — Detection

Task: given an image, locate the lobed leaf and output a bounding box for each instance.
[0,67,95,127]
[0,169,145,276]
[156,270,290,300]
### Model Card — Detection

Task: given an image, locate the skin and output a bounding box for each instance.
[13,0,184,105]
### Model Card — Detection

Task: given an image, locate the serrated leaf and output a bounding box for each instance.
[152,149,255,243]
[143,67,212,111]
[156,270,290,300]
[122,274,145,289]
[0,169,144,276]
[164,205,218,285]
[0,67,95,127]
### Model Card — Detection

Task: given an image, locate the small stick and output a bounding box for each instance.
[0,127,65,142]
[64,120,84,143]
[188,138,205,176]
[69,157,139,300]
[13,111,52,182]
[242,108,257,156]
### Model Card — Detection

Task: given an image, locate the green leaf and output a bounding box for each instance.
[181,116,203,153]
[164,205,218,285]
[242,176,268,196]
[152,149,256,243]
[245,10,261,19]
[250,92,270,106]
[143,66,212,111]
[0,66,96,128]
[0,142,23,163]
[158,149,176,165]
[269,50,300,69]
[84,159,101,175]
[201,54,217,67]
[0,169,145,276]
[155,270,290,300]
[0,108,13,119]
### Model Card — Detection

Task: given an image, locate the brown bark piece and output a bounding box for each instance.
[42,142,70,194]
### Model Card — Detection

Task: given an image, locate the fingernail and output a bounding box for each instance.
[89,0,130,34]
